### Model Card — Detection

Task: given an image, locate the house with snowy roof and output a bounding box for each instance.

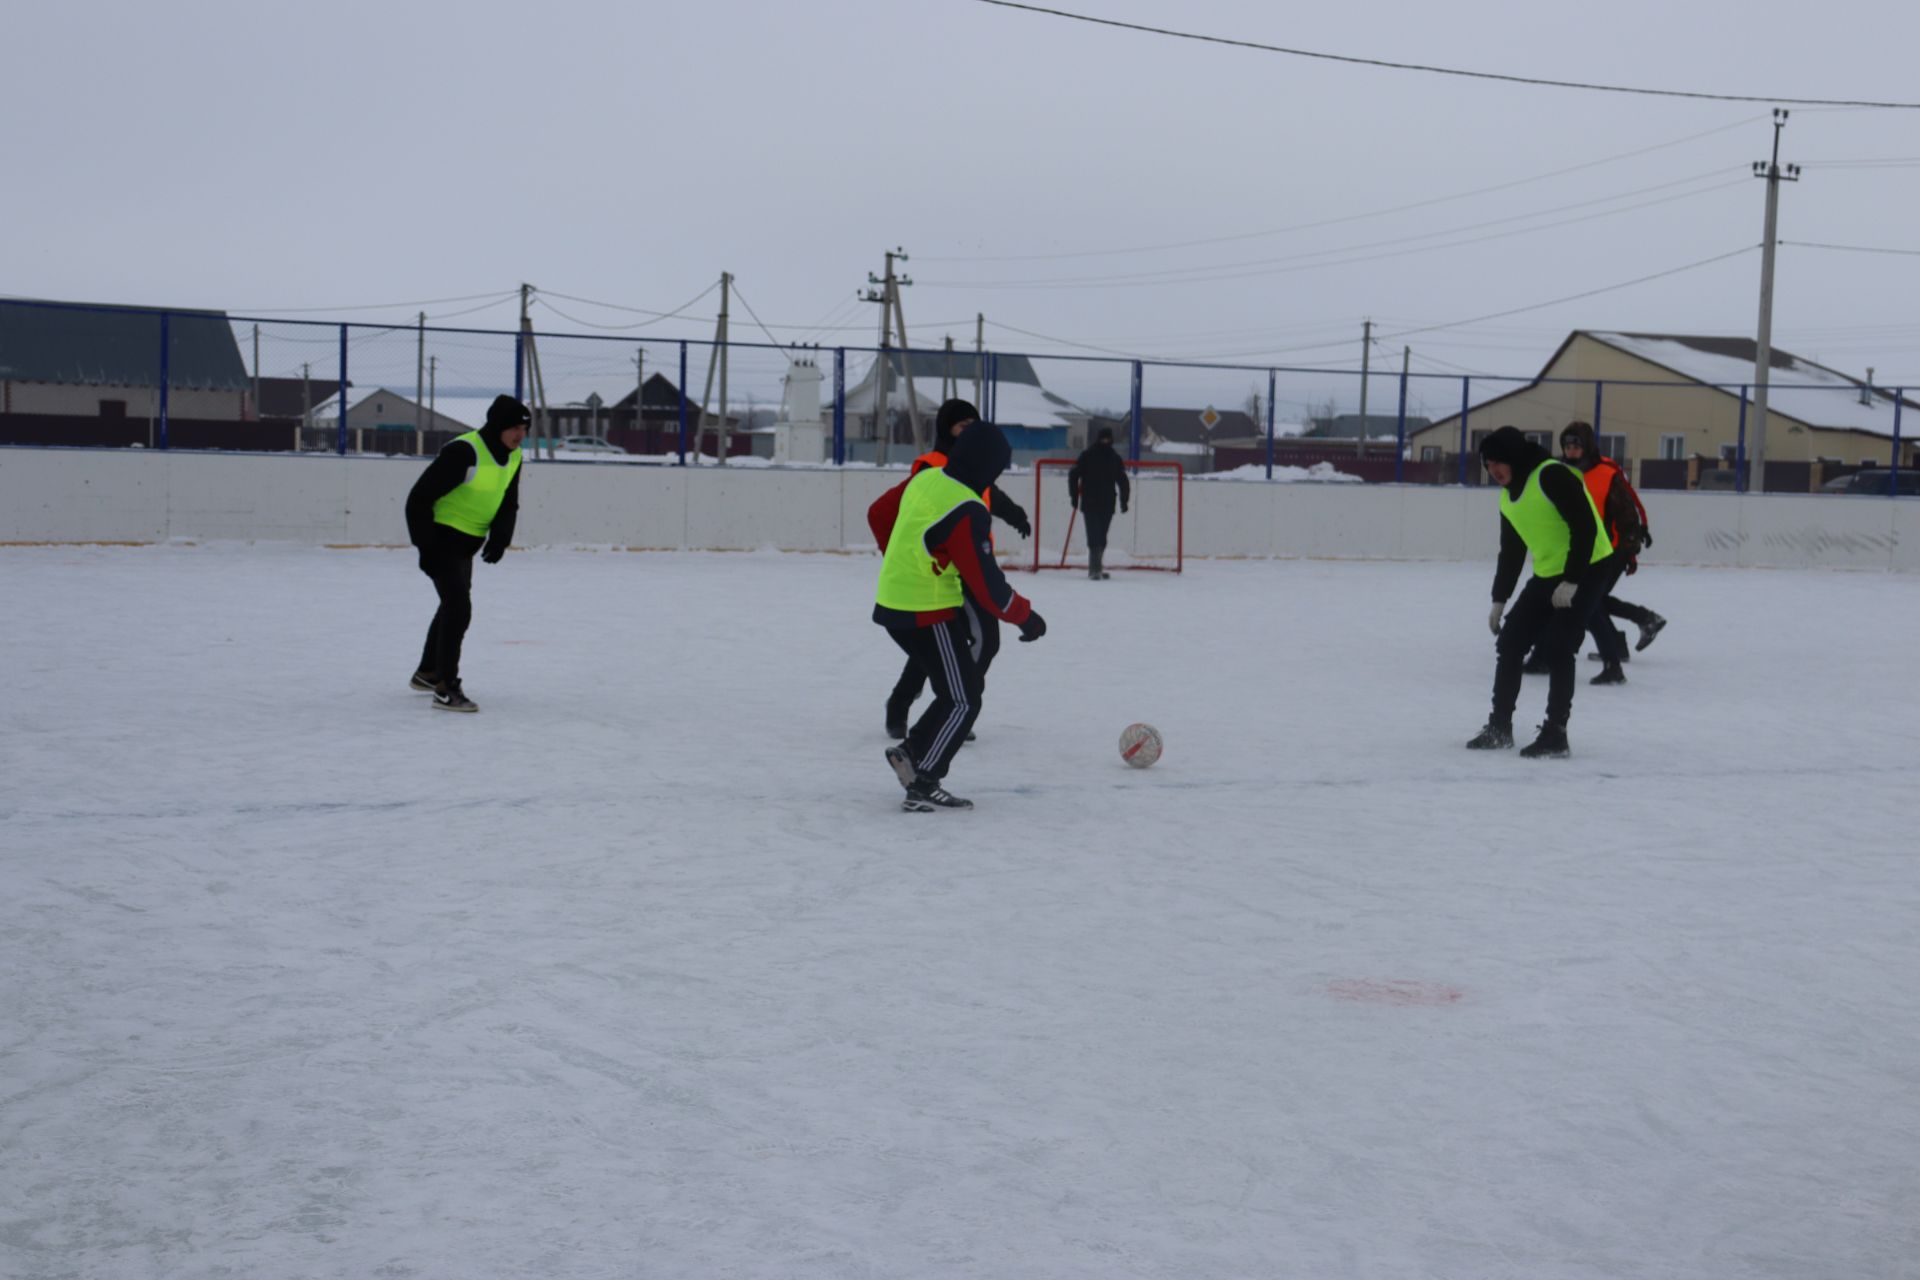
[1407,331,1919,490]
[840,349,1091,455]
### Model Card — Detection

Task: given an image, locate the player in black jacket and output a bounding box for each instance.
[1467,426,1612,758]
[403,395,529,711]
[1067,427,1131,579]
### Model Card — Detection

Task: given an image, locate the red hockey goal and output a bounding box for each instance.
[1030,458,1184,574]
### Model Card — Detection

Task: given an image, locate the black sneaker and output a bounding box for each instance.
[965,730,977,742]
[884,745,918,789]
[410,669,438,692]
[1519,722,1569,758]
[903,777,973,812]
[1636,614,1667,652]
[432,681,478,713]
[1465,721,1514,750]
[1590,664,1627,686]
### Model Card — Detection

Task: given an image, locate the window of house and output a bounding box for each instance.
[1599,433,1627,460]
[1720,444,1738,463]
[1524,431,1552,451]
[1660,434,1686,460]
[1420,446,1441,461]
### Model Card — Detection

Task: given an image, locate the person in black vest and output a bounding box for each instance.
[1068,426,1130,579]
[403,395,529,712]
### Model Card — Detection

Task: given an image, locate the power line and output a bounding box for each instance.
[1780,239,1920,257]
[922,176,1748,291]
[230,289,521,315]
[1376,246,1761,343]
[726,284,790,351]
[918,117,1764,264]
[971,0,1920,108]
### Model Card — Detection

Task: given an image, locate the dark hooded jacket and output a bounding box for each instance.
[869,422,1035,630]
[405,419,523,554]
[1480,426,1600,602]
[1068,435,1130,515]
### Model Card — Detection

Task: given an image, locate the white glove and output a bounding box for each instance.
[1550,580,1578,610]
[1487,601,1505,635]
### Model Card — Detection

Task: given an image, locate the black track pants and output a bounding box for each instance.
[1491,572,1610,729]
[886,618,983,782]
[418,546,476,682]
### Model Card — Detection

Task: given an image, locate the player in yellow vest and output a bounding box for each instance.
[403,395,529,712]
[880,399,1031,738]
[1467,426,1611,758]
[871,420,1047,811]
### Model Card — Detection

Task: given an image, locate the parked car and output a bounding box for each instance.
[1822,469,1920,496]
[557,435,627,455]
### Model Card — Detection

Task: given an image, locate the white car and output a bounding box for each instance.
[556,435,627,456]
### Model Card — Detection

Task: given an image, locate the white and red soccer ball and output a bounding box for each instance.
[1119,722,1163,769]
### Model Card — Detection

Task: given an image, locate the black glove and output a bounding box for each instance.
[482,541,506,565]
[1007,512,1031,539]
[1017,610,1047,643]
[1070,496,1079,511]
[1641,529,1653,551]
[1624,557,1639,577]
[415,545,435,575]
[1120,501,1129,514]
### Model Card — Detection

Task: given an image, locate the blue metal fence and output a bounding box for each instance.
[0,297,1912,496]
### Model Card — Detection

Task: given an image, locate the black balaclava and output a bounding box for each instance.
[1558,420,1600,472]
[936,399,979,439]
[1479,425,1551,498]
[943,420,1011,496]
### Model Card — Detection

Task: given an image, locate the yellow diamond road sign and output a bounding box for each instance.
[1199,406,1220,430]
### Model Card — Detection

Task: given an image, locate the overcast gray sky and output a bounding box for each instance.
[7,0,1918,415]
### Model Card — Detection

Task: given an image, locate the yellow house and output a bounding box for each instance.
[1407,331,1919,489]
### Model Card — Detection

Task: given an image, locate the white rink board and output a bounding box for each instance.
[1,447,1915,570]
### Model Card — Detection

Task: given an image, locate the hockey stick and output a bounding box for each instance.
[1058,505,1079,568]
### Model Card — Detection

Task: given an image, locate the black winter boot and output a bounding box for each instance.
[1590,664,1627,686]
[1519,722,1569,758]
[1466,721,1515,750]
[1635,613,1667,652]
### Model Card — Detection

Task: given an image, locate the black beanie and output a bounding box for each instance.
[943,420,1011,495]
[485,395,532,430]
[935,399,980,437]
[1096,425,1115,444]
[1479,426,1538,467]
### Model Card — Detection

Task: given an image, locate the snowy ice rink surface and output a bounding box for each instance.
[4,544,1918,1280]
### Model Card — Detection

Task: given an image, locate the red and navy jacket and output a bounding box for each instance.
[868,474,1035,630]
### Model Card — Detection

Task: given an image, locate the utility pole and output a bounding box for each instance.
[974,312,984,410]
[429,355,437,428]
[1749,109,1800,494]
[301,361,311,453]
[1357,319,1373,457]
[250,324,260,423]
[695,272,732,464]
[415,311,426,454]
[519,283,553,459]
[861,248,916,461]
[633,348,646,443]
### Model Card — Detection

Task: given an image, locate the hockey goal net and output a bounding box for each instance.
[1030,458,1184,574]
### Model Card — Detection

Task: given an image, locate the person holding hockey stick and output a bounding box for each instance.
[879,399,1031,739]
[403,394,529,712]
[1067,425,1130,580]
[871,420,1046,811]
[1466,426,1612,759]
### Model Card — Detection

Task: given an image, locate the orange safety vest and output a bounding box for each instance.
[1581,458,1622,552]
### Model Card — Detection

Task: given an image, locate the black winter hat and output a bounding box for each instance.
[1096,425,1115,444]
[485,395,532,430]
[943,420,1011,496]
[1479,425,1543,467]
[935,399,980,437]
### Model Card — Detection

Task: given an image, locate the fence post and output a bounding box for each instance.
[336,325,349,455]
[157,311,171,450]
[832,347,846,465]
[1456,377,1470,485]
[1128,360,1143,462]
[1736,385,1749,493]
[677,341,689,465]
[1265,368,1276,480]
[1890,391,1904,495]
[1394,365,1408,483]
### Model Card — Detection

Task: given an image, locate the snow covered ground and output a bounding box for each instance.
[3,544,1917,1280]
